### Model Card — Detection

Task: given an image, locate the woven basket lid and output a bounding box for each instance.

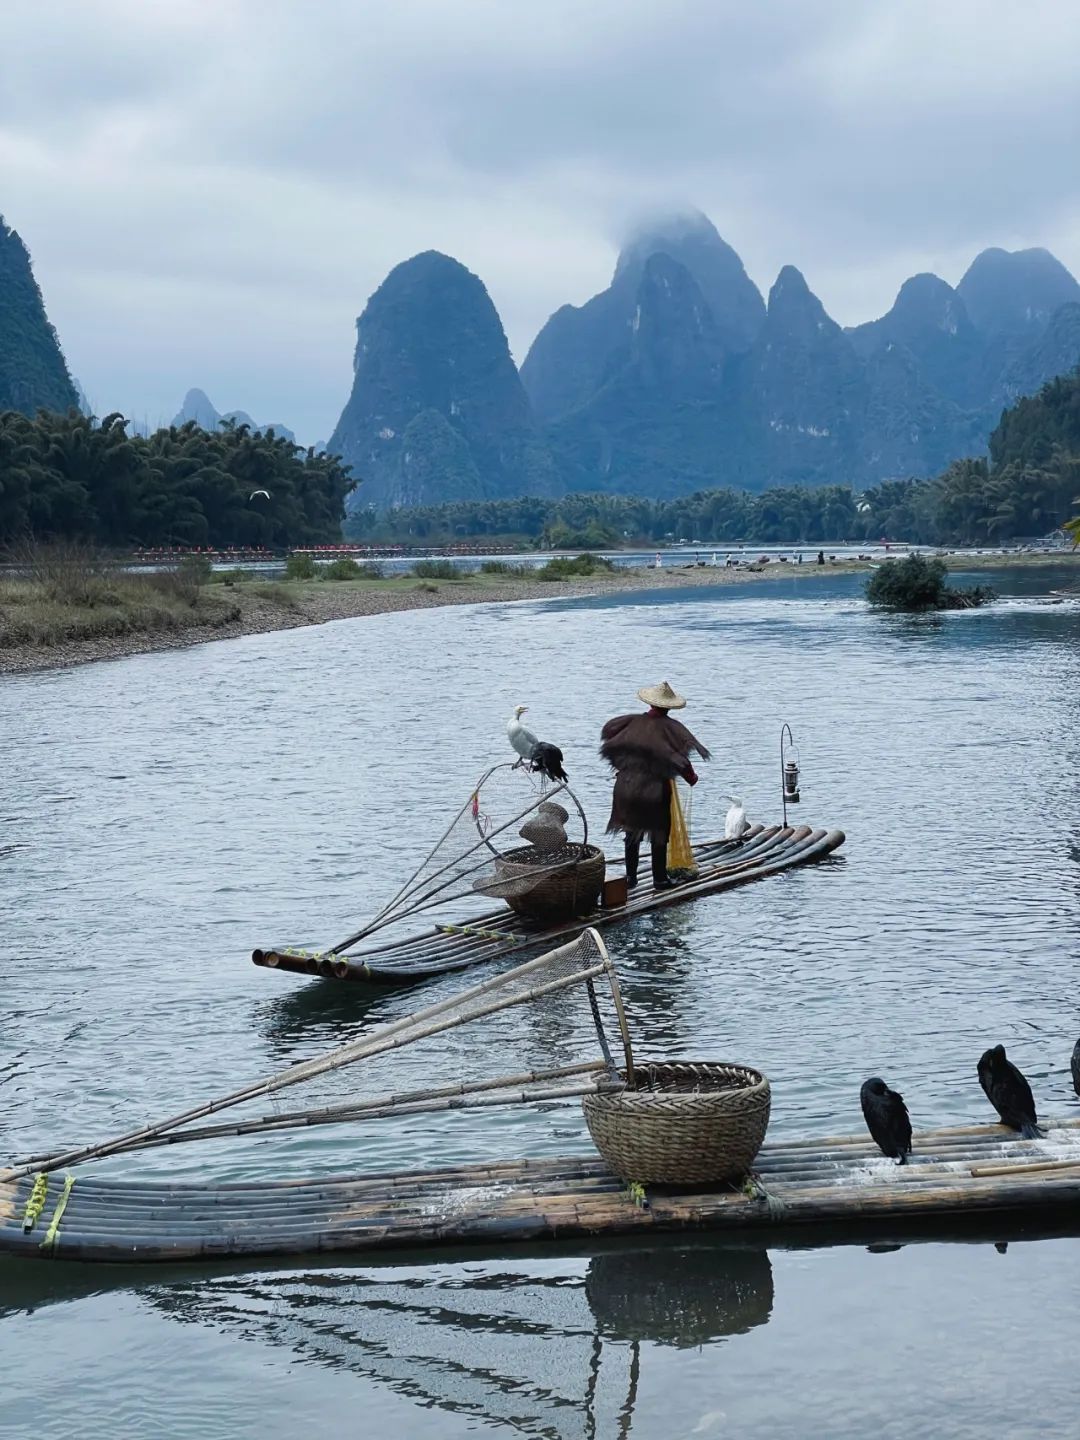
[518,816,568,851]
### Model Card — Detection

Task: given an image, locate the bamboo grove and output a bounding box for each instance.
[0,409,356,548]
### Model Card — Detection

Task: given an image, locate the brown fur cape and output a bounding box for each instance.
[599,711,710,837]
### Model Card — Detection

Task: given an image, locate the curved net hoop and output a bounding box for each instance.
[328,763,592,954]
[14,929,634,1177]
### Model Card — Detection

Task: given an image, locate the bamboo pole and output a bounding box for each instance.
[330,778,569,951]
[970,1157,1080,1178]
[10,935,614,1179]
[48,1062,613,1158]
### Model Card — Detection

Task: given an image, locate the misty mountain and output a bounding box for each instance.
[515,222,1080,500]
[0,216,79,417]
[331,222,1080,506]
[521,210,763,425]
[330,250,560,509]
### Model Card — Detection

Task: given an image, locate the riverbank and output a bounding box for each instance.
[4,550,1077,675]
[0,558,865,675]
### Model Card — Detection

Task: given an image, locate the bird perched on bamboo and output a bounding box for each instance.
[860,1077,912,1164]
[506,706,568,783]
[1071,1038,1080,1098]
[978,1045,1044,1138]
[723,795,749,841]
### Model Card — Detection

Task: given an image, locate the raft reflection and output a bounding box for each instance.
[144,1243,773,1438]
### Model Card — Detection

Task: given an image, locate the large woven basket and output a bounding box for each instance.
[495,842,605,922]
[582,1060,771,1185]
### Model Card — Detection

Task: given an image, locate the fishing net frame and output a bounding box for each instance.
[13,928,635,1177]
[328,762,595,955]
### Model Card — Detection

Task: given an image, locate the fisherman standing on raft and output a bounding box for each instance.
[600,681,710,891]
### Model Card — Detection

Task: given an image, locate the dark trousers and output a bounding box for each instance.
[624,829,669,888]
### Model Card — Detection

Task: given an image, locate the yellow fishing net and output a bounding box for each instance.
[667,781,698,879]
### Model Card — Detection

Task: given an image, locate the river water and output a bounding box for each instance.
[2,566,1080,1437]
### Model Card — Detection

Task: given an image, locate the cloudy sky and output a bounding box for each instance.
[4,0,1079,444]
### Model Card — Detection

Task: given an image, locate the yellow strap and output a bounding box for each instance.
[41,1175,75,1250]
[21,1173,49,1233]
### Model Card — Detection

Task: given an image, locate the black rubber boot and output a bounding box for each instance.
[624,835,641,889]
[651,834,673,889]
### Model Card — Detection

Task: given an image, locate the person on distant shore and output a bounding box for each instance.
[600,682,710,890]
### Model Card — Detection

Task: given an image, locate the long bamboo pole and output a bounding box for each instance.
[10,935,613,1179]
[18,1061,610,1161]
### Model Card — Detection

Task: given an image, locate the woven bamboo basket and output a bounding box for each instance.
[582,1060,771,1185]
[495,842,605,922]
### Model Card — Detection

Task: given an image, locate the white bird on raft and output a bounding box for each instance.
[722,795,750,841]
[506,705,568,784]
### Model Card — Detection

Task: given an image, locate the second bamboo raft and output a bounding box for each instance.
[5,1117,1079,1263]
[253,824,846,984]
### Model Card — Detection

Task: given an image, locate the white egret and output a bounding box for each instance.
[506,706,568,782]
[722,794,749,841]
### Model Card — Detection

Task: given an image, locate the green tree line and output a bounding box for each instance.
[347,371,1080,548]
[0,409,355,548]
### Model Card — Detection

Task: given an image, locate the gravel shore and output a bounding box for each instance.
[8,549,1072,676]
[0,560,866,676]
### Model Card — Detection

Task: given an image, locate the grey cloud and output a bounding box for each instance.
[3,0,1078,445]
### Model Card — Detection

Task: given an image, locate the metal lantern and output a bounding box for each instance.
[783,760,801,803]
[780,724,801,826]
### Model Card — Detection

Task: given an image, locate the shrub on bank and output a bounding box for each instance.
[536,552,615,581]
[285,552,317,580]
[866,554,996,611]
[480,560,530,576]
[320,557,384,580]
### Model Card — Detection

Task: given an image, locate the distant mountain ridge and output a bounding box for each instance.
[333,214,1080,508]
[171,388,296,444]
[3,207,1078,510]
[521,220,1080,499]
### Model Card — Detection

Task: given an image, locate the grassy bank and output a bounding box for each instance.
[9,544,1068,677]
[0,550,242,650]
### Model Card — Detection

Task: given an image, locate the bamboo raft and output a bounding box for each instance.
[5,1118,1079,1263]
[253,824,846,983]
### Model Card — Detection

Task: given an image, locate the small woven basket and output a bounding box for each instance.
[582,1060,771,1185]
[496,842,605,922]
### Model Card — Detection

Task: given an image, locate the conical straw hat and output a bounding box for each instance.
[637,680,686,710]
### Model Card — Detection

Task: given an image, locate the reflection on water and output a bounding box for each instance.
[3,567,1080,1436]
[0,1242,772,1440]
[5,1231,1080,1439]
